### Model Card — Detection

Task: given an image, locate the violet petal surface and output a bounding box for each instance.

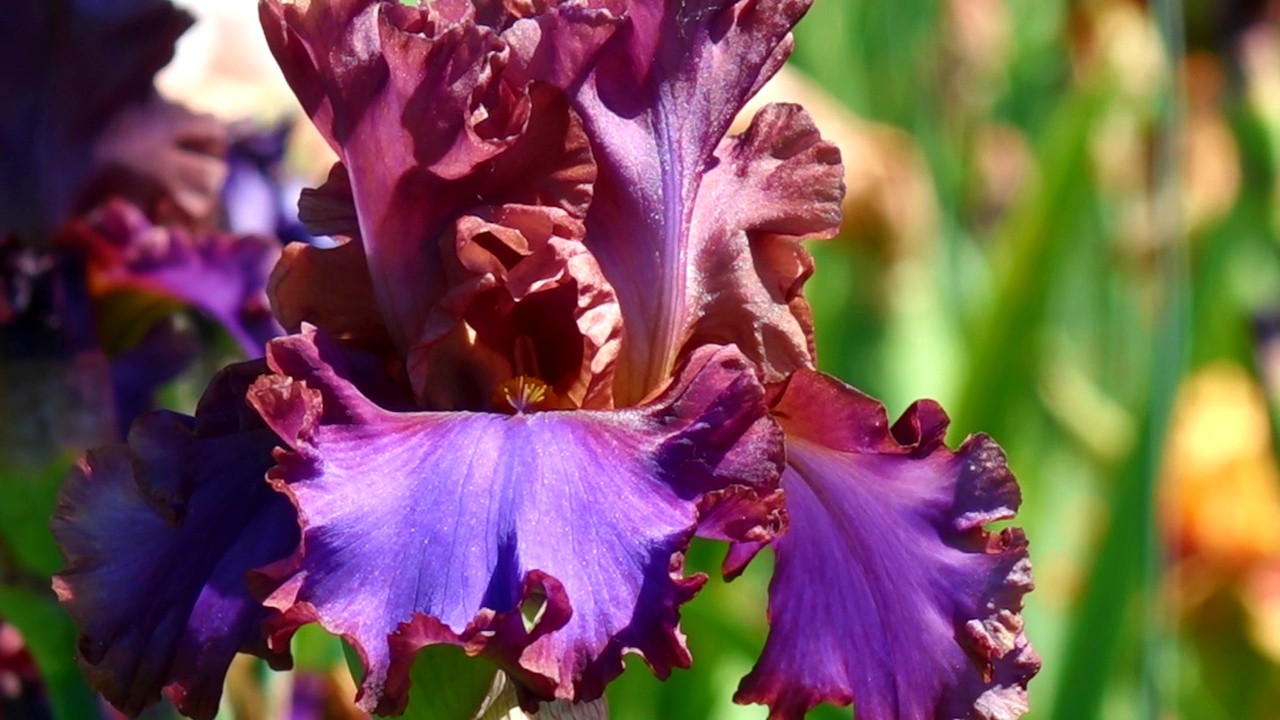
[734,370,1039,720]
[52,361,298,720]
[244,329,784,714]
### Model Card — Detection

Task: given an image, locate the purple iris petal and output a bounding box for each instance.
[573,0,842,403]
[731,370,1038,720]
[240,328,784,714]
[51,361,299,720]
[260,0,620,392]
[63,199,283,355]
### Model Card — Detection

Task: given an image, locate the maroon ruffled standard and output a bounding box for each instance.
[260,0,623,406]
[245,329,783,714]
[573,0,842,403]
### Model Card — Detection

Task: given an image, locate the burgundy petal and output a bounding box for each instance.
[417,202,623,410]
[62,199,283,355]
[260,0,619,380]
[243,328,784,714]
[574,0,840,403]
[734,370,1039,720]
[269,83,621,409]
[51,361,298,720]
[268,237,388,349]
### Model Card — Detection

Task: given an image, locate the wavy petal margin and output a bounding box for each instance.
[732,370,1039,720]
[260,0,619,373]
[52,361,298,720]
[270,85,620,410]
[62,199,283,355]
[242,329,784,714]
[574,0,837,403]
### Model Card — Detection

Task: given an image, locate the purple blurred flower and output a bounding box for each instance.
[0,0,289,438]
[222,121,317,247]
[53,1,1039,719]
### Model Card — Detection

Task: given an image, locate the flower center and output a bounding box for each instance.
[496,375,556,414]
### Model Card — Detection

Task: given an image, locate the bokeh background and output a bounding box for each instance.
[5,0,1280,718]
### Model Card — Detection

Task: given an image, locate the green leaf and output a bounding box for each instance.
[344,641,498,720]
[0,456,74,576]
[292,624,347,673]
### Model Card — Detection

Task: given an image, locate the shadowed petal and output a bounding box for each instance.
[51,361,298,720]
[243,329,784,714]
[62,199,283,355]
[418,202,623,410]
[268,238,387,348]
[574,0,837,403]
[733,370,1039,720]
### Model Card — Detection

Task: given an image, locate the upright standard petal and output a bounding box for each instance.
[260,0,619,377]
[62,199,283,355]
[269,84,622,409]
[733,371,1039,720]
[243,329,785,715]
[574,0,841,403]
[52,361,299,720]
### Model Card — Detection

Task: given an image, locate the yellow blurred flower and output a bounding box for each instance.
[1162,364,1280,569]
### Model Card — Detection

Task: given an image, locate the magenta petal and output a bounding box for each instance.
[735,370,1039,720]
[243,329,784,714]
[63,199,283,355]
[575,0,838,402]
[51,361,299,720]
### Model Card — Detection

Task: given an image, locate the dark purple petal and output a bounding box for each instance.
[62,199,283,355]
[109,315,200,434]
[242,328,784,714]
[260,0,620,393]
[734,370,1039,720]
[51,362,299,720]
[574,0,841,403]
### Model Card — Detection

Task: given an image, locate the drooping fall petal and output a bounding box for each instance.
[573,0,841,403]
[243,329,784,714]
[733,370,1039,720]
[62,199,282,355]
[52,361,298,720]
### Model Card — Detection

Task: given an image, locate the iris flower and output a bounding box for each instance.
[52,1,1039,719]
